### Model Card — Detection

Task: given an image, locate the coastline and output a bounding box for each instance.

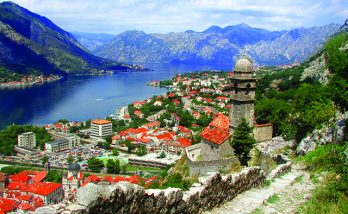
[0,75,63,89]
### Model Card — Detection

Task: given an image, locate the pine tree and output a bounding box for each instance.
[230,118,256,166]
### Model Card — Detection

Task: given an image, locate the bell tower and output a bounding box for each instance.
[228,55,256,130]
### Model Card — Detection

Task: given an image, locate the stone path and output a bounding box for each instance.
[205,167,314,214]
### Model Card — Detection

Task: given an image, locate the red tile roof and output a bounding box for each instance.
[177,138,191,147]
[6,182,26,191]
[0,198,18,214]
[216,96,229,101]
[254,123,272,127]
[201,126,230,145]
[209,114,229,131]
[142,121,160,128]
[91,119,111,125]
[134,110,142,116]
[17,203,34,211]
[31,171,47,183]
[24,182,61,196]
[167,93,175,97]
[156,132,175,141]
[8,173,30,183]
[178,125,191,133]
[173,99,180,105]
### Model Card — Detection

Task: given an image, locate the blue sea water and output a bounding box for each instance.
[0,63,232,128]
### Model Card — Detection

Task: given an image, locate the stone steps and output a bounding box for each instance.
[204,169,304,214]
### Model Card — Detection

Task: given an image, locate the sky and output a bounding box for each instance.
[1,0,348,35]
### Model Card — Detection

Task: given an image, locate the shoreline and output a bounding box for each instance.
[0,75,63,89]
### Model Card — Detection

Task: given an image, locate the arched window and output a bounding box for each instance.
[246,83,251,95]
[234,83,238,94]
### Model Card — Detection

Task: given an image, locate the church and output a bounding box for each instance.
[186,55,273,175]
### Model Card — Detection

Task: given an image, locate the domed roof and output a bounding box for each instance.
[68,163,81,171]
[234,55,253,72]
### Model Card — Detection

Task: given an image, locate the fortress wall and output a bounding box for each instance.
[45,167,265,214]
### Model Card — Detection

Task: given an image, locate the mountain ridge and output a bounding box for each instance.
[0,1,132,76]
[81,23,340,66]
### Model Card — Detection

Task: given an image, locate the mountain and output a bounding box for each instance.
[94,30,240,65]
[92,23,340,66]
[202,24,286,47]
[72,32,114,52]
[0,2,131,76]
[243,24,341,65]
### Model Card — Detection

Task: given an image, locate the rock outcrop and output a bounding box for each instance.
[296,116,346,156]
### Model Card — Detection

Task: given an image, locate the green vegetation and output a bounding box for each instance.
[250,208,263,214]
[136,144,147,156]
[0,166,35,175]
[159,152,166,159]
[106,159,121,174]
[230,118,256,166]
[45,170,62,183]
[0,67,25,82]
[297,143,348,213]
[256,32,348,141]
[0,125,52,155]
[41,156,49,166]
[159,79,173,87]
[112,148,119,156]
[267,194,280,204]
[161,173,191,190]
[67,155,74,164]
[87,157,105,173]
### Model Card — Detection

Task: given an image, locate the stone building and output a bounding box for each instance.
[228,55,257,130]
[186,55,272,175]
[62,163,84,197]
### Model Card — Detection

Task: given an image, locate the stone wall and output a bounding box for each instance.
[253,124,273,142]
[42,167,265,214]
[187,155,239,176]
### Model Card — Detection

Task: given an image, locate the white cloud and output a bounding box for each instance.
[1,0,347,34]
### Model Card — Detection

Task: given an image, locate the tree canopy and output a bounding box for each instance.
[230,118,256,166]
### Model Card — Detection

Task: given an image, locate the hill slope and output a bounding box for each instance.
[92,23,340,66]
[0,1,131,76]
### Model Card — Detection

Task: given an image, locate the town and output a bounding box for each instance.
[0,66,252,212]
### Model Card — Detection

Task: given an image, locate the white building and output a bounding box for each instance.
[91,119,112,139]
[18,132,36,148]
[45,139,71,152]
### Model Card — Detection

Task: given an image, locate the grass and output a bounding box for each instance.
[251,208,263,214]
[295,143,348,214]
[125,165,160,172]
[293,175,304,184]
[267,194,280,204]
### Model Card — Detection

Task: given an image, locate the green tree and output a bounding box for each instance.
[57,119,69,124]
[112,148,119,156]
[137,144,147,156]
[103,142,111,150]
[45,170,62,183]
[105,135,112,144]
[106,159,120,174]
[67,155,74,164]
[159,152,166,158]
[126,141,134,153]
[230,118,256,166]
[41,156,49,167]
[87,157,104,173]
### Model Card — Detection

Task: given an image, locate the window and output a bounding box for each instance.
[246,83,251,95]
[234,83,238,94]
